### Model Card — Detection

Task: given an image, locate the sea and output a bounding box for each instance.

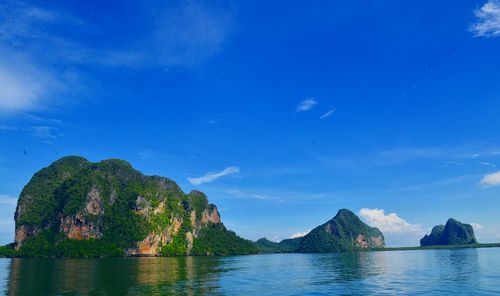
[1,247,499,295]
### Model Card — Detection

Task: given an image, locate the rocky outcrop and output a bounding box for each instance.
[60,213,102,240]
[297,209,385,253]
[420,218,478,246]
[85,188,104,215]
[13,156,257,257]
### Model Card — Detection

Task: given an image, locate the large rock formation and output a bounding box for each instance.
[14,156,256,257]
[420,218,478,246]
[296,209,385,253]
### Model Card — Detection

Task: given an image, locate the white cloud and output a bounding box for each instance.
[478,162,496,167]
[471,223,484,230]
[0,56,63,113]
[480,171,500,187]
[289,230,310,239]
[296,98,318,112]
[320,108,336,119]
[225,189,284,202]
[0,124,60,140]
[471,0,500,37]
[0,195,17,207]
[358,208,423,234]
[188,166,239,185]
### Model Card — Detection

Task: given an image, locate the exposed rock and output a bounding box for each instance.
[126,233,162,256]
[186,231,194,255]
[420,218,478,246]
[356,234,368,248]
[297,209,385,253]
[109,189,117,204]
[134,196,150,216]
[201,205,221,225]
[60,213,102,240]
[14,225,39,250]
[85,188,103,215]
[152,202,165,215]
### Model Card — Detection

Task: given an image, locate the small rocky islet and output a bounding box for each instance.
[1,156,483,257]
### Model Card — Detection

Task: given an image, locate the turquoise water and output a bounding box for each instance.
[1,248,500,295]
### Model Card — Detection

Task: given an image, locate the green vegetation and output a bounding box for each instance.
[0,244,17,258]
[13,156,255,258]
[189,190,209,221]
[255,237,302,253]
[16,156,89,226]
[297,209,385,253]
[192,223,258,255]
[421,218,477,247]
[1,230,123,258]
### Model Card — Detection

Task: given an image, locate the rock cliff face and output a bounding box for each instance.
[14,156,256,257]
[420,218,478,246]
[296,209,385,253]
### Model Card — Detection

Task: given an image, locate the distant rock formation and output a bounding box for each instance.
[420,218,478,246]
[296,209,385,252]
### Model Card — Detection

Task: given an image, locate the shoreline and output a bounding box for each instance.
[2,243,500,259]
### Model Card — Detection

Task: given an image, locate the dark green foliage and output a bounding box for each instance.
[16,229,123,258]
[297,209,385,253]
[0,244,17,257]
[278,237,302,251]
[192,223,258,255]
[189,190,209,221]
[420,225,445,246]
[16,156,89,226]
[255,238,280,253]
[420,218,478,247]
[13,156,255,257]
[160,229,188,256]
[255,237,302,253]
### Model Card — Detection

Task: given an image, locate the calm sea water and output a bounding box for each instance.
[1,248,500,295]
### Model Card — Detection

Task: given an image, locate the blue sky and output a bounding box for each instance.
[1,0,500,247]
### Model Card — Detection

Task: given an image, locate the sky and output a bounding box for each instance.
[1,0,500,247]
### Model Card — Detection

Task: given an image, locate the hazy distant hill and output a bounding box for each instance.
[420,218,477,247]
[256,209,385,253]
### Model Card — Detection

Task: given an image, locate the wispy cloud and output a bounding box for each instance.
[0,194,17,207]
[296,98,318,112]
[225,189,284,202]
[0,54,64,113]
[358,208,423,234]
[478,162,496,167]
[471,0,500,37]
[289,230,310,239]
[188,166,239,185]
[480,171,500,187]
[319,108,336,119]
[0,1,235,113]
[0,124,61,140]
[471,223,484,230]
[443,161,463,167]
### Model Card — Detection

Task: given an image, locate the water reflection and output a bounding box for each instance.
[433,249,480,293]
[2,249,499,296]
[311,251,387,283]
[6,256,224,295]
